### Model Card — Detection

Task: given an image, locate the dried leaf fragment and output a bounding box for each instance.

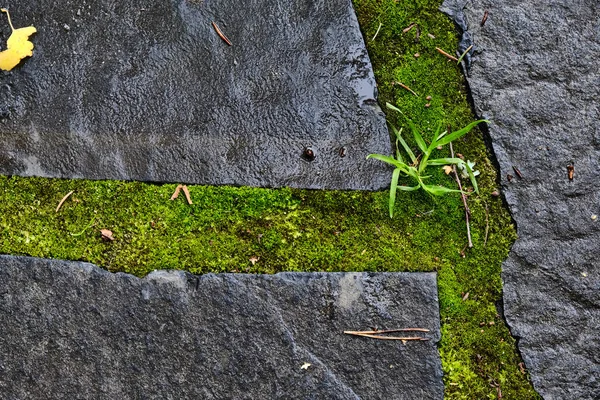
[170,184,193,205]
[442,165,453,175]
[249,256,259,265]
[300,362,311,370]
[170,185,182,200]
[0,9,37,71]
[181,185,193,205]
[100,229,115,241]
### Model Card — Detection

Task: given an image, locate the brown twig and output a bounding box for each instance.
[450,142,473,248]
[170,185,183,200]
[512,165,523,179]
[56,190,74,212]
[212,21,232,46]
[344,332,428,341]
[181,185,193,205]
[402,23,416,33]
[436,47,459,62]
[481,10,489,27]
[394,81,418,96]
[344,328,430,334]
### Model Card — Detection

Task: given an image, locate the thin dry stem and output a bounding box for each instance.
[56,191,74,212]
[181,185,193,205]
[212,21,232,46]
[395,81,418,96]
[344,328,430,334]
[450,142,473,248]
[371,22,382,41]
[170,185,183,200]
[436,47,459,62]
[344,332,428,341]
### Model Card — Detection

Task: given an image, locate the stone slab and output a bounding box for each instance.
[0,0,391,190]
[442,1,600,398]
[0,255,443,399]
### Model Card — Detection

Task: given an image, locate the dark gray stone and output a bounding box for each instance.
[0,0,391,190]
[442,0,600,398]
[0,255,443,399]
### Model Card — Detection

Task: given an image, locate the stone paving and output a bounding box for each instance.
[442,0,600,398]
[0,0,390,190]
[0,256,443,399]
[0,0,444,398]
[3,0,599,397]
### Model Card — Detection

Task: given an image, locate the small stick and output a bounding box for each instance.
[371,22,382,41]
[402,23,416,33]
[394,81,418,96]
[436,47,459,62]
[212,21,232,46]
[512,166,523,179]
[344,332,428,341]
[181,185,193,205]
[170,185,183,200]
[56,190,74,212]
[481,10,489,27]
[344,328,430,334]
[450,142,473,248]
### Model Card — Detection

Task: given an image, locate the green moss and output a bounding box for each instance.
[0,0,539,397]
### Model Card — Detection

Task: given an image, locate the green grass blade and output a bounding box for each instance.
[386,102,404,115]
[464,161,480,194]
[366,154,411,174]
[407,119,428,154]
[436,120,489,147]
[427,157,465,165]
[422,184,463,196]
[396,184,420,191]
[428,122,444,151]
[388,167,401,218]
[391,126,417,164]
[390,126,405,163]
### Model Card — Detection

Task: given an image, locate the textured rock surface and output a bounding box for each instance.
[0,0,390,190]
[0,256,443,399]
[442,0,600,398]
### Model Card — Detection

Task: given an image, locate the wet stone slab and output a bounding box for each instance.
[0,0,391,190]
[442,0,600,398]
[0,256,443,399]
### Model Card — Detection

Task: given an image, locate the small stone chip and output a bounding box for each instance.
[591,214,597,221]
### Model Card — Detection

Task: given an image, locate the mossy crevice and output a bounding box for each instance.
[0,0,539,397]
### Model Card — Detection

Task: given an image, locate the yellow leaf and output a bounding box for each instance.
[442,165,453,175]
[0,8,37,71]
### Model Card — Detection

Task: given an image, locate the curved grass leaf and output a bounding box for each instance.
[464,161,480,194]
[422,184,463,196]
[389,167,401,218]
[391,126,416,164]
[366,154,411,176]
[427,157,465,166]
[435,120,489,147]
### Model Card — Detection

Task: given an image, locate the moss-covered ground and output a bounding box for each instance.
[0,0,540,397]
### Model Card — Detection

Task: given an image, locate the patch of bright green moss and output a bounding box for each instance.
[353,0,539,397]
[0,0,539,397]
